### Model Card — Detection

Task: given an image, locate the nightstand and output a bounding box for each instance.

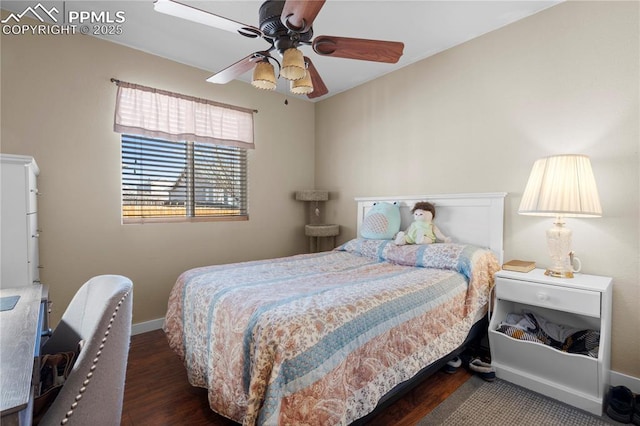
[488,268,612,415]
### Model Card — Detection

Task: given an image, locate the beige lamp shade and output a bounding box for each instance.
[518,154,602,217]
[290,70,314,95]
[251,61,277,90]
[295,190,329,201]
[280,48,306,81]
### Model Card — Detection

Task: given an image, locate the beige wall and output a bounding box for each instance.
[2,1,638,378]
[315,1,639,377]
[1,15,316,326]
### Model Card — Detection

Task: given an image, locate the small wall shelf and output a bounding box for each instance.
[296,190,340,253]
[305,224,339,253]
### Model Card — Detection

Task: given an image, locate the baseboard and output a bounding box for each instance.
[610,370,640,394]
[131,317,164,335]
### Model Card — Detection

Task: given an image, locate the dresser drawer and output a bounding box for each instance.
[496,278,601,318]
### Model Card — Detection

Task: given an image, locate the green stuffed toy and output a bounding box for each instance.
[360,201,401,240]
[394,201,451,245]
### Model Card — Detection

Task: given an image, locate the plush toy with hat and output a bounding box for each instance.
[394,201,452,245]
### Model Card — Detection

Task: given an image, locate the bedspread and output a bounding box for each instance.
[164,240,499,425]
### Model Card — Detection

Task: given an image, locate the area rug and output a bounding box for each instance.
[418,376,620,425]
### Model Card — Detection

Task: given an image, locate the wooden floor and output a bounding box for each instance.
[121,329,473,426]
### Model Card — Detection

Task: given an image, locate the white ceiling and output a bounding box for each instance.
[2,1,562,101]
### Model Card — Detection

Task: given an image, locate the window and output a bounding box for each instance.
[121,134,248,223]
[112,80,255,224]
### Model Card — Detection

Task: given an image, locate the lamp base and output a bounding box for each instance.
[545,217,575,279]
[544,268,574,279]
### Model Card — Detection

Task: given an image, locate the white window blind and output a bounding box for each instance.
[122,134,248,222]
[114,81,255,150]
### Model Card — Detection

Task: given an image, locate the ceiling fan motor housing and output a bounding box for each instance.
[259,0,313,53]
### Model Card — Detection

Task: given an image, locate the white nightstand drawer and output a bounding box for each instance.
[496,278,601,318]
[489,330,599,395]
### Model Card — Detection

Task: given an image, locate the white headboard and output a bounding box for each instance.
[355,192,507,264]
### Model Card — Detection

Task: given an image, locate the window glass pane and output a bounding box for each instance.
[193,143,247,217]
[121,134,247,221]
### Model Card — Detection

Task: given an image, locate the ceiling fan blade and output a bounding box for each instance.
[312,36,404,63]
[154,0,262,39]
[304,57,328,99]
[281,0,326,32]
[206,53,267,84]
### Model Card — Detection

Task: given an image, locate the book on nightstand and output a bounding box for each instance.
[502,259,536,273]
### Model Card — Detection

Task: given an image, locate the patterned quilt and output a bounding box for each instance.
[164,239,499,425]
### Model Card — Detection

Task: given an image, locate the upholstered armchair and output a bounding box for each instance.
[39,275,133,426]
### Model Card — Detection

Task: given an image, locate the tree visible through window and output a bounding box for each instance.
[121,134,248,223]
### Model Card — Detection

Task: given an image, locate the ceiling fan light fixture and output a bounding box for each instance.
[280,48,306,81]
[290,70,314,95]
[251,60,277,90]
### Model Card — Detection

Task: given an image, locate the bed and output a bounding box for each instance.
[164,192,506,425]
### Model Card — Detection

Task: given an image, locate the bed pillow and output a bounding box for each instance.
[337,238,498,282]
[360,202,401,240]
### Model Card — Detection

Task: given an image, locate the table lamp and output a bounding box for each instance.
[518,154,602,278]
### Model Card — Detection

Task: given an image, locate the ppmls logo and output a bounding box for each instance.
[2,2,126,36]
[1,3,59,24]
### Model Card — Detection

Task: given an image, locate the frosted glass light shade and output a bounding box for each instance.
[280,48,306,81]
[518,155,602,217]
[251,61,277,90]
[290,71,313,95]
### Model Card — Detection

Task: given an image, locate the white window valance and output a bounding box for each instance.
[113,81,255,150]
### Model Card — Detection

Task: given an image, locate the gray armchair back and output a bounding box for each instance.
[39,275,133,426]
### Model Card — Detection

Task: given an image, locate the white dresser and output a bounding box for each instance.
[1,154,41,289]
[488,268,612,415]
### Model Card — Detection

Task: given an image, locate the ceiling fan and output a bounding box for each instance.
[153,0,404,99]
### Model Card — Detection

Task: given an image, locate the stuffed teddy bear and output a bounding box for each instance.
[394,201,452,245]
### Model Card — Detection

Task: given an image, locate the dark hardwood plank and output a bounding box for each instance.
[121,329,472,425]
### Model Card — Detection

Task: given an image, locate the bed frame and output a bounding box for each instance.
[355,192,506,264]
[351,192,506,424]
